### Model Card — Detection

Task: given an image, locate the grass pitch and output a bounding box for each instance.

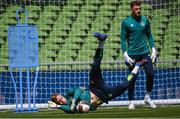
[0,105,180,118]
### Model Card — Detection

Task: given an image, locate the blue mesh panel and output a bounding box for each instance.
[8,25,38,67]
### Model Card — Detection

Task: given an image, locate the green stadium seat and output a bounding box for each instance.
[38,21,52,31]
[141,9,151,17]
[69,0,84,6]
[141,3,152,11]
[63,39,81,52]
[0,43,9,64]
[26,6,41,12]
[44,39,60,51]
[57,49,76,62]
[38,30,49,40]
[119,4,130,11]
[28,12,39,22]
[78,12,95,20]
[74,30,88,39]
[44,6,60,12]
[76,49,94,62]
[55,30,69,40]
[152,9,170,18]
[57,65,72,71]
[63,5,80,13]
[39,48,57,62]
[100,2,116,10]
[104,0,120,6]
[38,37,46,47]
[116,6,130,18]
[0,38,4,45]
[50,36,65,45]
[5,5,19,13]
[0,30,7,38]
[0,6,5,14]
[87,0,102,6]
[82,5,99,13]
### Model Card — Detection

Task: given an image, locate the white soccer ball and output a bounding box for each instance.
[77,102,90,113]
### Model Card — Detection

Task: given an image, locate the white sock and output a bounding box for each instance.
[98,41,104,49]
[131,66,140,74]
[146,92,151,96]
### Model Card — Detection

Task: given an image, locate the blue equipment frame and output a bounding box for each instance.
[8,8,39,112]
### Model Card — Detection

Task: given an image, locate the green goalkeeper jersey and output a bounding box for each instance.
[57,87,91,113]
[121,15,155,55]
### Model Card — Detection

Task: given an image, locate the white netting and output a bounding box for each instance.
[0,0,179,110]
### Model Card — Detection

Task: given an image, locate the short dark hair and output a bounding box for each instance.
[130,1,141,8]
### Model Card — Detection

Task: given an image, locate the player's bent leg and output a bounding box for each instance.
[90,32,108,85]
[106,63,140,101]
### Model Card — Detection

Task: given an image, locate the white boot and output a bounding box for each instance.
[128,101,135,110]
[144,94,157,108]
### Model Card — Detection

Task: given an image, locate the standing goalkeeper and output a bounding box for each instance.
[120,1,157,109]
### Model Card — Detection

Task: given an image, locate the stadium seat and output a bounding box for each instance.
[69,0,84,6]
[5,5,19,13]
[58,49,77,62]
[82,5,99,13]
[87,0,102,7]
[78,12,95,21]
[63,5,80,13]
[44,6,60,13]
[0,38,4,45]
[77,49,94,62]
[105,0,121,6]
[39,47,57,63]
[28,11,39,22]
[0,30,7,39]
[49,35,65,45]
[55,30,69,40]
[141,3,152,11]
[26,6,41,12]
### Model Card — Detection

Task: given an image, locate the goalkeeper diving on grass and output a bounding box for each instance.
[48,32,148,113]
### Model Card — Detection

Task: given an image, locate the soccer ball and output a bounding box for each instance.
[77,101,90,113]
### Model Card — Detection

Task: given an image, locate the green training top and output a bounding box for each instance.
[57,87,91,113]
[121,15,155,55]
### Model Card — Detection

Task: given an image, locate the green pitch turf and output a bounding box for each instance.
[0,105,180,118]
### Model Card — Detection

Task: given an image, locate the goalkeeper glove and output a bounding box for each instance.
[70,99,76,111]
[124,51,135,66]
[48,100,57,109]
[151,47,157,63]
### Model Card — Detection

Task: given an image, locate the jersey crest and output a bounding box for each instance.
[130,24,134,27]
[141,22,145,27]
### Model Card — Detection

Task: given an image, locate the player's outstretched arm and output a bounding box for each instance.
[48,100,57,109]
[48,100,75,113]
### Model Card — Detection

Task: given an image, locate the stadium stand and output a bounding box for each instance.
[0,0,179,69]
[163,16,180,60]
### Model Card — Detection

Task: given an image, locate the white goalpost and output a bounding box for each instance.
[0,0,179,111]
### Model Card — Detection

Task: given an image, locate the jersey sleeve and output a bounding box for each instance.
[57,105,73,113]
[146,18,155,48]
[65,87,82,100]
[121,20,128,53]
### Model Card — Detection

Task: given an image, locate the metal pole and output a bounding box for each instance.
[33,67,39,109]
[19,67,23,111]
[27,67,31,110]
[10,68,18,111]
